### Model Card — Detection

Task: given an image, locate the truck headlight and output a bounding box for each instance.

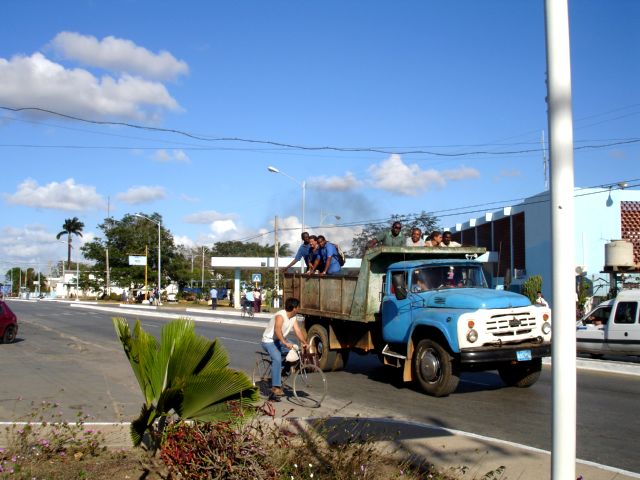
[466,329,478,343]
[542,322,551,335]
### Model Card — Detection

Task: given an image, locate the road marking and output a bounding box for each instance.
[216,336,260,345]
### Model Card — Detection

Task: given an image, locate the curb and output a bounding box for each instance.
[68,303,268,328]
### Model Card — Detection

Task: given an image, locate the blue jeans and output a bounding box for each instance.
[261,340,289,388]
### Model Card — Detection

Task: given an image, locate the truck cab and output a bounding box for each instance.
[577,290,640,357]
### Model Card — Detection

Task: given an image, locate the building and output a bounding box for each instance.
[449,187,640,305]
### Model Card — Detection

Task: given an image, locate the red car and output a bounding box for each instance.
[0,300,18,343]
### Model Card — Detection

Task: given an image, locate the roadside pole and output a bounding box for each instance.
[544,1,577,478]
[274,216,280,309]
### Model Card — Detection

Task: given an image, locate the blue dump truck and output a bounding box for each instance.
[284,246,552,397]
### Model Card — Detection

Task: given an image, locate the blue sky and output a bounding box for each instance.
[1,0,638,269]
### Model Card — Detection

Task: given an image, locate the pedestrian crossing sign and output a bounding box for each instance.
[252,273,262,283]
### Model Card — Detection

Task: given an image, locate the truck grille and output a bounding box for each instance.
[486,311,537,337]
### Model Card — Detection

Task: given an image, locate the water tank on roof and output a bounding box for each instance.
[604,240,635,271]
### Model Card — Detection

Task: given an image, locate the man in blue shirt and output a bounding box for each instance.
[317,235,342,275]
[283,232,311,271]
[209,286,218,310]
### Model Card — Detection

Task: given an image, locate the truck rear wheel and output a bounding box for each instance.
[413,339,459,397]
[498,358,542,388]
[307,324,347,371]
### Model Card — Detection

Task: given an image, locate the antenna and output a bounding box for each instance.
[542,130,548,190]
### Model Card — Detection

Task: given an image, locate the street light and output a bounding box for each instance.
[267,166,306,235]
[134,214,162,305]
[320,211,341,226]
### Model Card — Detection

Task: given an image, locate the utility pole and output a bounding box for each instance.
[274,216,280,309]
[106,196,111,296]
[201,246,205,290]
[545,0,577,478]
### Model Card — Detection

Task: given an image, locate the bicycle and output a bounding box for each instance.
[252,346,327,408]
[241,300,254,318]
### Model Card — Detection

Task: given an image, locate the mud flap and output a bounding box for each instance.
[403,337,414,382]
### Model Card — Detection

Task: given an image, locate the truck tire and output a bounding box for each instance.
[498,358,542,388]
[413,339,459,397]
[307,324,346,371]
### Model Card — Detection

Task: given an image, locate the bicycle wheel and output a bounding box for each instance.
[252,356,272,397]
[292,364,327,408]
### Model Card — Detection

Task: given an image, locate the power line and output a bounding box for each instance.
[2,106,639,158]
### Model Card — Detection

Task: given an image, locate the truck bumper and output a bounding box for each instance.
[460,343,551,364]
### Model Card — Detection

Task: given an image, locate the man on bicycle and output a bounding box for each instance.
[261,297,308,397]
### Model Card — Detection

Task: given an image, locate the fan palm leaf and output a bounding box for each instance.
[112,317,258,449]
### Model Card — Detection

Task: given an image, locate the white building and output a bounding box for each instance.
[450,187,640,305]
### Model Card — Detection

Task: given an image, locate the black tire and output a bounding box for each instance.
[498,358,542,388]
[412,339,459,397]
[307,324,345,371]
[293,364,327,408]
[2,325,16,344]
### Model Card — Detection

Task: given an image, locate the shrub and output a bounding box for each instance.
[160,416,279,480]
[522,275,543,304]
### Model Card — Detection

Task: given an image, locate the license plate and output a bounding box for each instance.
[516,349,532,361]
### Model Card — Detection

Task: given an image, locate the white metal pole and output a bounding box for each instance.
[76,249,79,301]
[544,1,577,478]
[274,216,280,309]
[157,221,162,305]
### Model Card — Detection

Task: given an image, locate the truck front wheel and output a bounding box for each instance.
[307,324,347,371]
[413,339,459,397]
[498,358,542,388]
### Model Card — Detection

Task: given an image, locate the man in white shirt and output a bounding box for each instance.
[261,298,308,397]
[405,227,423,247]
[441,231,462,247]
[535,291,549,307]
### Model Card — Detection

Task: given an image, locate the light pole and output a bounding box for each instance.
[267,166,306,235]
[134,214,162,305]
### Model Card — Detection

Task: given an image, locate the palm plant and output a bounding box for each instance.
[112,317,259,451]
[56,217,85,266]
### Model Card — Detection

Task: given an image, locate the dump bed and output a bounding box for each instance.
[283,246,486,322]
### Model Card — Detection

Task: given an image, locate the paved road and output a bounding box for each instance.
[1,300,639,473]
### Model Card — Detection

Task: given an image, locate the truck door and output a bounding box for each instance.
[381,270,411,343]
[607,301,639,355]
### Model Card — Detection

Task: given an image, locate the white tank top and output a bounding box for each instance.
[262,309,295,343]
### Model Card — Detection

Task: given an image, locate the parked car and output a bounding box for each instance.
[576,290,640,357]
[0,300,18,343]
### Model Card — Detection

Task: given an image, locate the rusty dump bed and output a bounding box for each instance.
[283,245,486,323]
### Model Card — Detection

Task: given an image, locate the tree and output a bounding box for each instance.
[56,217,85,266]
[113,318,258,451]
[349,211,440,257]
[82,213,182,292]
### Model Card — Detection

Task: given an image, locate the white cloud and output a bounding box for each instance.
[210,220,237,236]
[183,210,235,224]
[307,172,361,191]
[0,224,93,264]
[116,186,166,204]
[5,178,104,211]
[50,32,189,81]
[368,155,479,196]
[152,149,190,163]
[173,235,195,248]
[0,52,180,121]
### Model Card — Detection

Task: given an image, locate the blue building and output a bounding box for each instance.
[449,186,640,305]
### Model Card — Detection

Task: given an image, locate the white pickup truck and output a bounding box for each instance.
[576,290,640,357]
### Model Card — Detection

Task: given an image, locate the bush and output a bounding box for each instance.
[522,275,543,304]
[160,418,279,480]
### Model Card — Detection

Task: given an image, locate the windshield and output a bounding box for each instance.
[410,265,488,292]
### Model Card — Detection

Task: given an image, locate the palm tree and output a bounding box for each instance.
[113,318,258,451]
[56,217,84,266]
